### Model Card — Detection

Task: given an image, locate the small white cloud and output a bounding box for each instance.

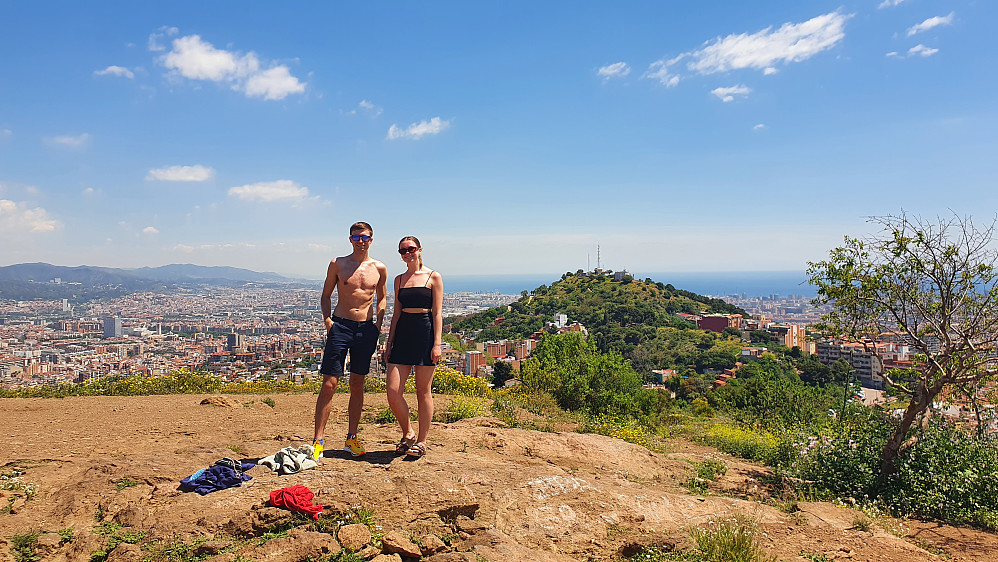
[173,244,194,253]
[907,13,955,37]
[82,187,96,197]
[753,123,765,130]
[908,44,939,57]
[50,133,91,148]
[159,34,306,101]
[94,65,134,79]
[763,67,778,75]
[597,62,631,81]
[146,165,216,182]
[142,226,159,235]
[711,84,751,102]
[886,51,900,58]
[148,26,178,52]
[642,56,683,87]
[386,117,451,140]
[878,0,907,9]
[357,99,383,116]
[228,180,312,203]
[1,128,12,139]
[0,199,60,233]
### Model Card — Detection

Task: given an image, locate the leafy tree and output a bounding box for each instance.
[808,213,998,483]
[749,330,776,344]
[520,332,642,415]
[492,360,515,387]
[796,353,832,385]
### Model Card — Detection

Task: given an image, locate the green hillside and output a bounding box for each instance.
[448,271,748,358]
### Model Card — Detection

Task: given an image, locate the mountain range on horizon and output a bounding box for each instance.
[0,262,306,301]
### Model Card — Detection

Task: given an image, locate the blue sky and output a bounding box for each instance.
[1,1,995,279]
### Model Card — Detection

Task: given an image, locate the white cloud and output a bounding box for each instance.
[228,180,312,203]
[358,99,383,116]
[82,187,97,197]
[597,62,631,81]
[763,67,778,75]
[142,226,159,235]
[244,66,306,100]
[753,123,765,130]
[146,165,215,182]
[907,13,955,37]
[94,65,134,79]
[878,0,907,8]
[908,44,939,57]
[148,26,178,52]
[643,56,683,86]
[711,84,751,102]
[2,128,12,139]
[386,117,451,140]
[684,11,850,75]
[0,200,59,233]
[886,51,900,58]
[50,133,91,148]
[160,34,305,100]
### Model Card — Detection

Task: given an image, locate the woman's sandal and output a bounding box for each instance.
[395,436,415,455]
[406,442,426,458]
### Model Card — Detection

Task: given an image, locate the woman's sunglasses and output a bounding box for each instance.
[398,246,419,255]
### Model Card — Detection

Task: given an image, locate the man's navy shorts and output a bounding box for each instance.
[319,316,379,377]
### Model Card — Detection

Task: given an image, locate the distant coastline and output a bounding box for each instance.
[444,271,814,298]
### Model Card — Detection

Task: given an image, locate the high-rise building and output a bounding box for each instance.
[102,316,122,339]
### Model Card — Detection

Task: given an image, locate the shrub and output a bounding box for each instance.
[431,367,490,397]
[689,517,777,562]
[436,397,486,423]
[579,414,656,451]
[698,423,778,464]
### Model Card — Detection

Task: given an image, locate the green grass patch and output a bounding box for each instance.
[9,531,41,562]
[115,478,139,491]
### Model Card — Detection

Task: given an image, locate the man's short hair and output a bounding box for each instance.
[350,221,373,235]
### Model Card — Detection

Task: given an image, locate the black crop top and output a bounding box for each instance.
[398,287,432,309]
[397,271,433,309]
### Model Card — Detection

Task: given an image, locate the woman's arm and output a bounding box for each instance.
[385,274,402,358]
[430,271,443,363]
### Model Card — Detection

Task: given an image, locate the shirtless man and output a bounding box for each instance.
[312,221,388,460]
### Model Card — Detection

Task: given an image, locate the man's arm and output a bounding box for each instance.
[320,259,338,331]
[374,261,388,330]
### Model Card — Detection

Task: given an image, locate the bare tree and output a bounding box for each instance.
[807,213,998,483]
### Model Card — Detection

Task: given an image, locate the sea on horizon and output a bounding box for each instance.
[444,271,815,298]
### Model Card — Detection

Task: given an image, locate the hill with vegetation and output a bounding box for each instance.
[449,271,747,358]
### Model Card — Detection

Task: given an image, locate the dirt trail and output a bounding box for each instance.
[2,394,996,561]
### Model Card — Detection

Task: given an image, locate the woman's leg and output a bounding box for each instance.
[386,363,414,440]
[413,365,436,444]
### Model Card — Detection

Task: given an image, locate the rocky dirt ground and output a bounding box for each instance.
[2,393,997,561]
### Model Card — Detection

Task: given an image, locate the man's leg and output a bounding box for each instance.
[346,373,365,435]
[313,375,339,442]
[342,373,367,456]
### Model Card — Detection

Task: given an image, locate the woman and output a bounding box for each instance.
[385,236,443,458]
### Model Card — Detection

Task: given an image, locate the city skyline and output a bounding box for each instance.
[2,1,995,278]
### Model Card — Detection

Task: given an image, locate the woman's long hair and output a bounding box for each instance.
[400,236,422,270]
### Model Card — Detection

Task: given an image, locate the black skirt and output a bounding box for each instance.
[388,312,434,366]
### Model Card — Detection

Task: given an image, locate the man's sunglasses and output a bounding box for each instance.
[398,246,419,255]
[350,234,372,242]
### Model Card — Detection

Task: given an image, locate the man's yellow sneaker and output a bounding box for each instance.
[311,439,324,461]
[344,433,366,457]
